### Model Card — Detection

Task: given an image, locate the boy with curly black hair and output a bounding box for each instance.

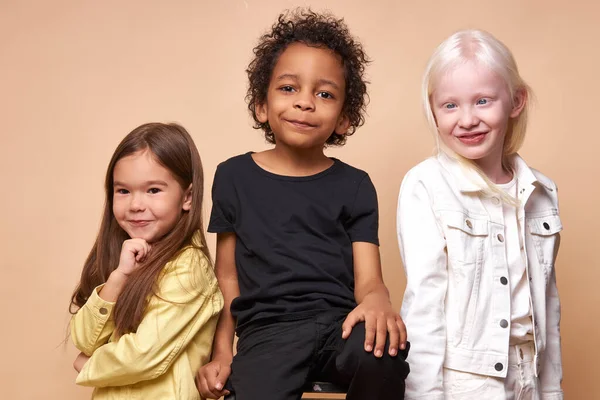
[197,9,410,400]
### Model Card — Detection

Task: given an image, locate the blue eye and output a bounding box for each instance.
[445,103,457,109]
[317,91,333,99]
[477,98,488,105]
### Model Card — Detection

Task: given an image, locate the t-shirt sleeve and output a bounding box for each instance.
[208,164,235,233]
[346,174,379,245]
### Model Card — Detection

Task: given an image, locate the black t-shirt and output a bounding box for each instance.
[208,152,379,333]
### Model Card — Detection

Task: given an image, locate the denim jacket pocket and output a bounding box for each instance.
[444,211,489,264]
[527,214,562,282]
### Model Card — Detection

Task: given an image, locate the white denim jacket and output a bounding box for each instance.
[398,153,563,400]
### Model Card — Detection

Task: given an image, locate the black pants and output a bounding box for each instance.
[225,311,410,400]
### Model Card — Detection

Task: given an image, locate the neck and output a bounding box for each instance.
[257,143,332,176]
[474,152,512,184]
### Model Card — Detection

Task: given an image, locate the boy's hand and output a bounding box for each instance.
[73,352,90,373]
[196,358,231,399]
[342,291,407,358]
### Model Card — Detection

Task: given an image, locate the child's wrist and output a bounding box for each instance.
[211,346,233,362]
[109,269,129,285]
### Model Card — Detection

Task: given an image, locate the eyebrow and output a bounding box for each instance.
[275,74,340,90]
[113,180,169,187]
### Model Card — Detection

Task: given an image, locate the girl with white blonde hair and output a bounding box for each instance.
[397,29,563,399]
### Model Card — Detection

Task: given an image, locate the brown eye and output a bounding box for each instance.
[317,91,333,99]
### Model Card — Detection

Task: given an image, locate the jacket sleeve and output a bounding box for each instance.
[539,233,563,400]
[397,170,447,400]
[70,284,116,356]
[75,248,223,387]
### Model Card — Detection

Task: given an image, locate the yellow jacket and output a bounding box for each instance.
[71,241,223,399]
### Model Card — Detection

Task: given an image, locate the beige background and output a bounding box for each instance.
[1,0,598,398]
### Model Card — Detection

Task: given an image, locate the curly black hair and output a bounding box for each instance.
[246,8,370,146]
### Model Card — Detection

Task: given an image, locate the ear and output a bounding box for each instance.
[510,88,527,118]
[334,114,351,135]
[182,184,192,211]
[255,102,268,124]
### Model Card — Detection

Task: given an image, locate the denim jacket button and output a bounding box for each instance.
[497,233,504,242]
[543,222,550,230]
[492,197,500,205]
[99,307,108,315]
[495,363,504,371]
[500,276,508,285]
[465,219,473,229]
[500,319,508,328]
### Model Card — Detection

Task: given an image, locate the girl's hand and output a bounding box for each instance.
[116,238,151,276]
[73,352,90,373]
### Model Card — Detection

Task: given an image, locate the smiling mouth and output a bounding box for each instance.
[456,132,487,144]
[128,220,151,227]
[285,119,317,129]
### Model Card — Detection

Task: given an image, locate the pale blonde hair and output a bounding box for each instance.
[422,29,532,202]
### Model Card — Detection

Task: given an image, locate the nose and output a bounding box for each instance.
[458,107,479,128]
[293,92,315,111]
[129,192,146,212]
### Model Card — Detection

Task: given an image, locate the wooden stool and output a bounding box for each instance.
[301,381,347,399]
[223,381,347,400]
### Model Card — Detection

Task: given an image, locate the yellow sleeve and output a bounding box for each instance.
[76,248,222,387]
[70,284,116,356]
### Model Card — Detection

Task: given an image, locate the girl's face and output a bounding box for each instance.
[431,61,524,170]
[112,149,191,243]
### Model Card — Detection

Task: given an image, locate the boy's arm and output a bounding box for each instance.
[196,232,239,399]
[342,242,407,358]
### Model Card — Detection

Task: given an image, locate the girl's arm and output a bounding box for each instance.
[397,170,448,400]
[75,247,223,387]
[539,233,564,398]
[69,276,122,356]
[70,238,149,355]
[341,242,407,358]
[196,232,239,399]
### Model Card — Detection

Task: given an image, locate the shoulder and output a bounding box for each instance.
[158,246,216,299]
[530,167,558,192]
[215,153,252,174]
[332,159,371,185]
[400,157,447,190]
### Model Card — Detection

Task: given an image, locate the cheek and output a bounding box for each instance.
[112,201,124,218]
[434,114,455,135]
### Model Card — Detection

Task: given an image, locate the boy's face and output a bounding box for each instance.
[256,42,349,150]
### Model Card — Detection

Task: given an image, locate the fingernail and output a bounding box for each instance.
[390,348,397,356]
[400,343,406,350]
[365,345,372,352]
[375,350,382,357]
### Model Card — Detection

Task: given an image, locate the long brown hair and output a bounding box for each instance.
[69,122,211,335]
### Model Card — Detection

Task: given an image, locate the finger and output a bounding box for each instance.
[373,315,387,358]
[215,365,231,392]
[204,365,220,391]
[140,241,151,261]
[397,316,408,349]
[386,317,400,356]
[198,372,221,399]
[363,314,376,352]
[341,311,361,339]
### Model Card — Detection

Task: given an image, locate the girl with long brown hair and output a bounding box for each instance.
[69,122,223,399]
